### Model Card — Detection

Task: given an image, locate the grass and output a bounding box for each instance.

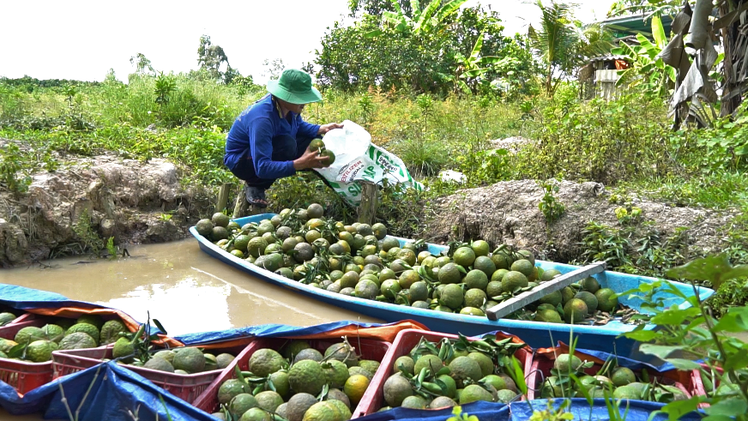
[622,171,748,209]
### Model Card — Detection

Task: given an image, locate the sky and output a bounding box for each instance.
[0,0,618,84]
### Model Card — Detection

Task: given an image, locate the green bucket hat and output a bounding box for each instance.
[267,69,323,105]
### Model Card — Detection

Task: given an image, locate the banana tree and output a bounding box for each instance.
[451,33,501,94]
[375,0,467,34]
[612,15,678,97]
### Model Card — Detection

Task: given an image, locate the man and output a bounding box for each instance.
[224,68,343,208]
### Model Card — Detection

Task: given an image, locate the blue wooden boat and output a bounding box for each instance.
[191,213,713,357]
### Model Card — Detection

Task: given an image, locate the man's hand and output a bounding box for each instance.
[293,148,330,170]
[318,122,344,136]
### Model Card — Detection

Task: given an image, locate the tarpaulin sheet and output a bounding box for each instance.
[509,398,702,421]
[0,362,216,421]
[0,283,179,347]
[355,400,511,421]
[174,319,428,346]
[0,284,79,309]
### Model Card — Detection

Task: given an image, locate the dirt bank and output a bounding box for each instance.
[424,180,737,263]
[0,150,214,267]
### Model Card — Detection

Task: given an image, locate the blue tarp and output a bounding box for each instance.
[508,399,703,421]
[0,284,83,310]
[0,283,143,316]
[0,362,216,421]
[175,320,408,345]
[575,345,678,373]
[355,401,511,421]
[353,398,703,421]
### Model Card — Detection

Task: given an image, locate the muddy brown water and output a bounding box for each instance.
[0,239,381,335]
[0,239,381,420]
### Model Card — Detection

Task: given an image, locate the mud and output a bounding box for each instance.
[0,144,216,267]
[424,179,737,262]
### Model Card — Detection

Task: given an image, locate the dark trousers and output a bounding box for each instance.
[230,135,314,189]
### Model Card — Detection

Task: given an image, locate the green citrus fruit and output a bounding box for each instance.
[459,384,494,405]
[173,347,206,373]
[249,348,286,377]
[510,259,534,278]
[212,212,230,228]
[464,269,488,290]
[393,355,415,375]
[581,276,601,293]
[383,373,414,407]
[453,247,476,267]
[308,139,326,153]
[501,271,528,293]
[439,284,464,310]
[288,359,326,395]
[595,288,618,312]
[563,298,588,324]
[437,263,462,284]
[574,291,598,314]
[464,288,487,308]
[448,356,483,388]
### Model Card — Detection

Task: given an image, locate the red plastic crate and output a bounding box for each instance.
[692,363,722,408]
[0,318,54,395]
[526,345,694,400]
[353,329,533,418]
[52,342,249,403]
[193,336,392,415]
[51,345,113,378]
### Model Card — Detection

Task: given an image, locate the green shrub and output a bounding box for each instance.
[511,91,673,185]
[708,277,748,318]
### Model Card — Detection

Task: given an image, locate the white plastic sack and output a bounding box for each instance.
[314,120,424,206]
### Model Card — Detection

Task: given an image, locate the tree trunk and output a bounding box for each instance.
[357,182,378,225]
[720,0,746,117]
[216,183,231,214]
[233,191,250,218]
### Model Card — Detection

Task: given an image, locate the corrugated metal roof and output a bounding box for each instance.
[602,14,674,38]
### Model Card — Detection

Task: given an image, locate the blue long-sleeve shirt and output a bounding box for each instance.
[224,95,320,179]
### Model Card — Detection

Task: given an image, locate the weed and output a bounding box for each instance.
[447,406,479,421]
[538,180,565,225]
[71,209,104,255]
[577,221,632,268]
[376,179,429,238]
[154,72,177,106]
[106,237,117,259]
[511,92,673,185]
[358,92,374,127]
[708,277,748,318]
[0,143,32,195]
[614,205,642,225]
